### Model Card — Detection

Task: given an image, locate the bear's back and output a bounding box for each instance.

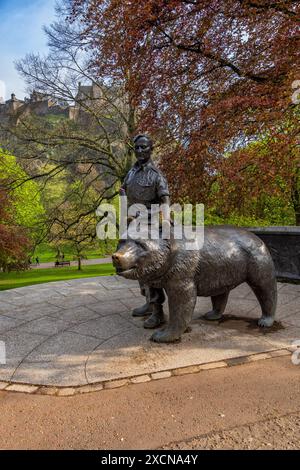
[194,225,267,296]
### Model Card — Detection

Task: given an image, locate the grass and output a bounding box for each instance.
[0,263,115,291]
[33,244,112,263]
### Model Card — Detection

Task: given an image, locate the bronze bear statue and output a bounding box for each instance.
[112,226,277,343]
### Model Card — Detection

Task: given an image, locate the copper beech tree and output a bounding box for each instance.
[70,0,300,222]
[0,190,31,272]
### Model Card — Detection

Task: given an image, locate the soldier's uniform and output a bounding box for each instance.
[122,159,169,209]
[120,159,169,319]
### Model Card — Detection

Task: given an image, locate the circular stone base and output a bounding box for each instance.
[0,277,299,390]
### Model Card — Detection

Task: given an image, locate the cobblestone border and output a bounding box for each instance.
[0,349,292,396]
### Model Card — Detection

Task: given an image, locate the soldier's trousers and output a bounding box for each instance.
[139,282,165,306]
[126,215,166,306]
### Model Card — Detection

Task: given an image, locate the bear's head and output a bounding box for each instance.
[112,236,172,282]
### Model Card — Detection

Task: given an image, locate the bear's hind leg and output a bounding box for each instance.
[203,292,229,321]
[248,280,277,328]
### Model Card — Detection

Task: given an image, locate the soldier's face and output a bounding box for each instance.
[134,137,152,164]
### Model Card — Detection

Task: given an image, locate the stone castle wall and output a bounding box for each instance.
[0,84,100,125]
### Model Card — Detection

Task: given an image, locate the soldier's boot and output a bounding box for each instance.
[132,302,152,317]
[132,283,151,317]
[144,303,165,329]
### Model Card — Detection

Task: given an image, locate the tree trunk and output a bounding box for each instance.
[77,257,81,271]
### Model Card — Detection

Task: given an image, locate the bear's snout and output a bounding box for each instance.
[112,251,128,271]
[112,246,138,275]
[112,252,122,265]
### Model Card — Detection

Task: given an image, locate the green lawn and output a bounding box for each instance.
[33,244,112,263]
[0,264,115,291]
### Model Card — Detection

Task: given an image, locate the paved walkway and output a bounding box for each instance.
[0,277,299,388]
[30,257,112,269]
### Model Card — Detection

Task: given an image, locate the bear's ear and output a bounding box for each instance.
[134,239,149,251]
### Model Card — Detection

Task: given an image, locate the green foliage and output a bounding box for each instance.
[39,163,68,212]
[204,200,295,227]
[206,129,298,226]
[97,238,118,256]
[204,209,269,227]
[46,114,67,124]
[0,149,45,232]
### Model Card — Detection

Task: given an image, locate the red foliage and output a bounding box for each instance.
[0,189,31,271]
[70,0,299,210]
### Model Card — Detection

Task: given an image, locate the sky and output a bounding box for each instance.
[0,0,57,101]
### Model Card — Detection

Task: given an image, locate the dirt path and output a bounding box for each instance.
[0,356,299,450]
[164,412,300,450]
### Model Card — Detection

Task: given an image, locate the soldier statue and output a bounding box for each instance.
[120,134,170,329]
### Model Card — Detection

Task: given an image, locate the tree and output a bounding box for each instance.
[51,214,95,271]
[213,116,300,225]
[0,0,138,244]
[0,149,45,237]
[46,177,117,270]
[71,0,300,210]
[0,189,31,272]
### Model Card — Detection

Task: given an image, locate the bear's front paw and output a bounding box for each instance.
[150,328,182,343]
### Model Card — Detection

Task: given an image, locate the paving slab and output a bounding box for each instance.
[91,288,139,301]
[3,303,63,321]
[277,283,300,295]
[53,286,108,297]
[87,300,128,316]
[0,329,47,381]
[0,278,299,387]
[0,300,24,315]
[48,294,99,309]
[0,291,24,303]
[46,306,100,323]
[0,315,27,335]
[67,315,135,340]
[12,360,89,387]
[17,316,72,336]
[4,294,64,308]
[22,331,101,364]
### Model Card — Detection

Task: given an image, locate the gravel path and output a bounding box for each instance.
[0,356,299,449]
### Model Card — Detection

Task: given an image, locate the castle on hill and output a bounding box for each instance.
[0,83,101,125]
